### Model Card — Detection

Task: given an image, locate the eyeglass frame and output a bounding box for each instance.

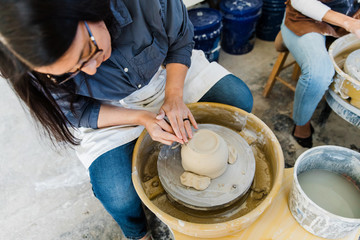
[46,21,103,85]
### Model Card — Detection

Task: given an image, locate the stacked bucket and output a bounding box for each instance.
[188,0,264,59]
[188,8,223,62]
[256,0,286,41]
[219,0,263,54]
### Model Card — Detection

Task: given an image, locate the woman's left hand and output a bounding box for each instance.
[157,96,198,143]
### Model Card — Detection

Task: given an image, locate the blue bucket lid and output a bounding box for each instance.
[220,0,263,17]
[188,8,222,33]
[263,0,285,3]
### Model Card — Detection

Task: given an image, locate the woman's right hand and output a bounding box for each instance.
[142,111,183,145]
[97,105,183,145]
[323,10,360,38]
[345,18,360,38]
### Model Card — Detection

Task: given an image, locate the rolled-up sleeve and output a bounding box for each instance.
[52,88,101,129]
[163,0,194,68]
[290,0,330,21]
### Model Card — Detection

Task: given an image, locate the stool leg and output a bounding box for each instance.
[291,63,301,82]
[263,52,289,97]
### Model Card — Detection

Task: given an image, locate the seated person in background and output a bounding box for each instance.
[0,0,253,239]
[281,0,360,148]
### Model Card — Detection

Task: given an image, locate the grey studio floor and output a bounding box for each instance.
[1,38,360,240]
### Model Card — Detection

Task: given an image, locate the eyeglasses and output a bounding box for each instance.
[46,21,103,85]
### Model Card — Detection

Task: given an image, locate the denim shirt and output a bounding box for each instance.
[53,0,194,129]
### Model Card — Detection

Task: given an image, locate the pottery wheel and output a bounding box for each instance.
[157,124,256,210]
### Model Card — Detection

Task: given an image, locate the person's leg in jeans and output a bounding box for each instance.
[89,140,148,240]
[281,23,334,146]
[199,74,253,112]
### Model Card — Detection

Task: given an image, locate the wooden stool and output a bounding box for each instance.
[263,31,301,97]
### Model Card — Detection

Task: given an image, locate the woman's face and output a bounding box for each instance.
[34,21,111,77]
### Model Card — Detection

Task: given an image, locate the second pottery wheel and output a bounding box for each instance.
[157,124,256,210]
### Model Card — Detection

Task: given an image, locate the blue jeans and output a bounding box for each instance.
[281,23,335,126]
[199,74,253,112]
[88,74,253,239]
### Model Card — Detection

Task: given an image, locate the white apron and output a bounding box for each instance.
[75,50,230,169]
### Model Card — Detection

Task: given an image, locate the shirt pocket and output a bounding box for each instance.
[129,34,166,80]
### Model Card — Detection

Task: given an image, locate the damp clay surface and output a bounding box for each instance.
[344,49,360,82]
[330,36,360,108]
[334,47,360,89]
[157,124,255,210]
[141,126,272,224]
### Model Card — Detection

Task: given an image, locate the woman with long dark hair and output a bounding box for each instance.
[0,0,253,239]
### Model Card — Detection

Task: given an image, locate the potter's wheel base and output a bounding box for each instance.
[166,187,251,217]
[325,89,360,127]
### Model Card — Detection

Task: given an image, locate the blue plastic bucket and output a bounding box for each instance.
[220,0,263,54]
[221,10,262,54]
[220,0,263,17]
[256,0,286,41]
[262,3,285,9]
[263,0,285,4]
[256,7,285,41]
[188,8,222,62]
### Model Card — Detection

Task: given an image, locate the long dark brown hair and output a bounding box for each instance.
[0,0,115,145]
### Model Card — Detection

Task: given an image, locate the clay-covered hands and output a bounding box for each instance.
[143,111,182,145]
[156,95,198,144]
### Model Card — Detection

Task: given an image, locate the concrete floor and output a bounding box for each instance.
[1,38,360,240]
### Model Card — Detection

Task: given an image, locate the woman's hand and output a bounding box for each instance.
[323,10,360,38]
[344,18,360,38]
[97,105,182,145]
[160,62,198,143]
[156,95,198,143]
[143,111,183,145]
